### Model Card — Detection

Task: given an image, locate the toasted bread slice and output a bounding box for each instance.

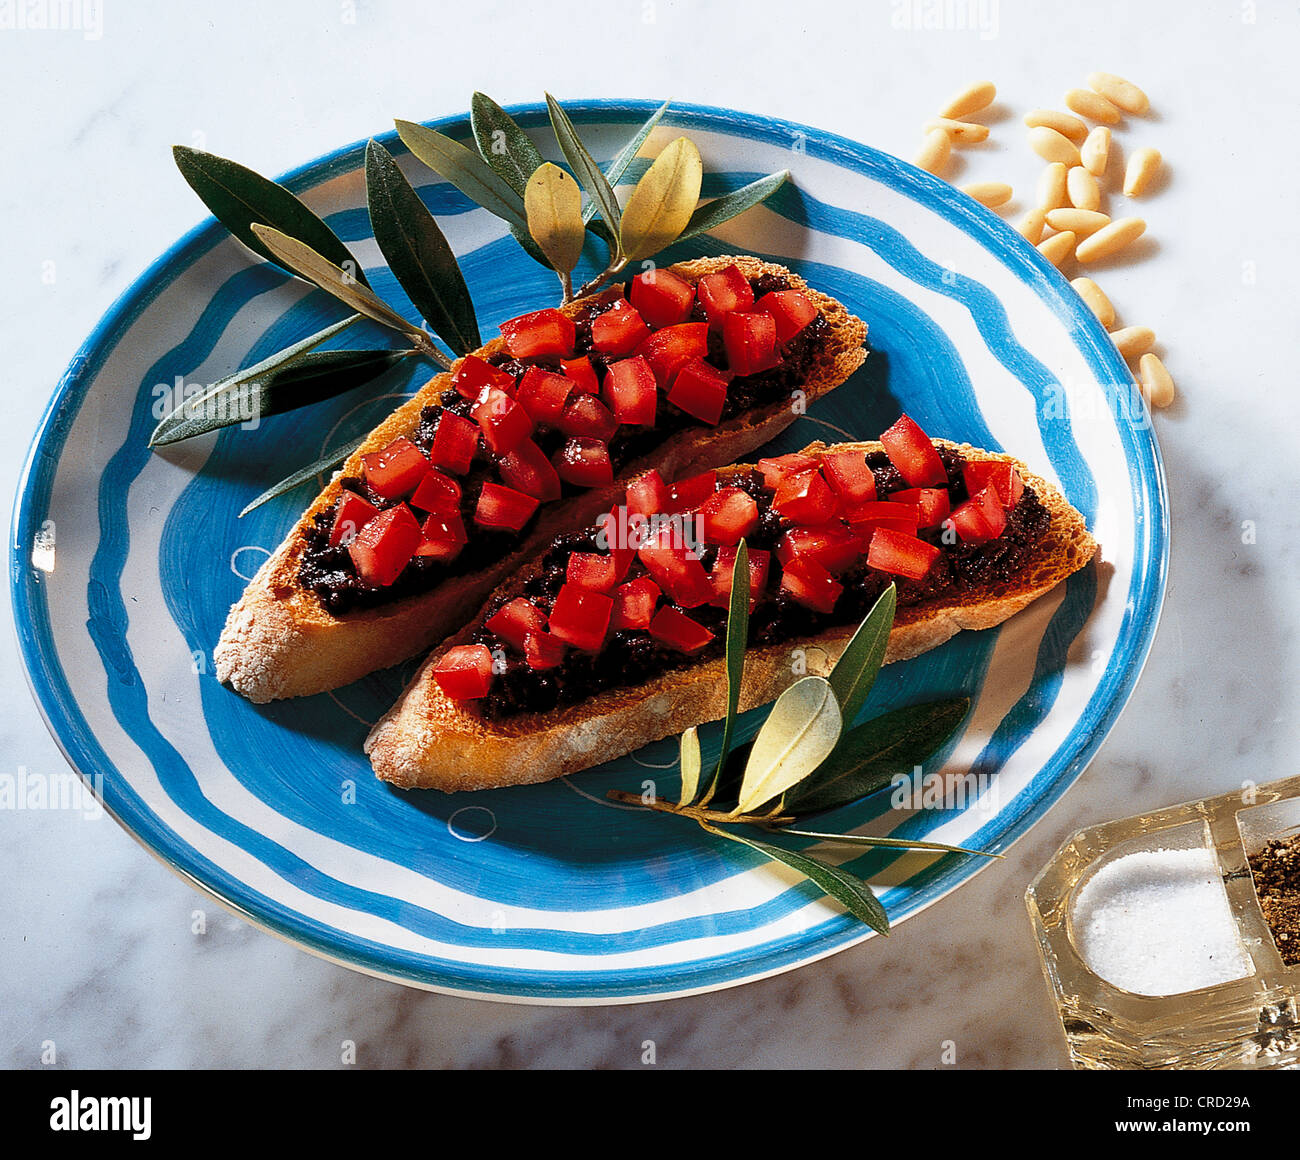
[215,256,867,702]
[365,441,1097,792]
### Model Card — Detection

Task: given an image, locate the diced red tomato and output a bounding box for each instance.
[499,308,575,359]
[695,264,755,326]
[667,358,732,425]
[553,437,613,488]
[432,644,494,700]
[947,486,1006,544]
[667,470,717,513]
[776,525,864,573]
[753,290,818,344]
[698,487,759,546]
[880,414,947,488]
[773,470,838,525]
[963,461,1025,509]
[566,552,623,592]
[415,510,467,561]
[625,469,669,518]
[523,630,567,670]
[347,503,423,587]
[710,545,771,611]
[635,323,709,389]
[557,393,619,441]
[496,438,562,503]
[408,467,462,515]
[598,506,638,577]
[428,411,479,475]
[451,354,515,401]
[722,311,778,376]
[758,452,819,490]
[779,556,843,614]
[474,482,540,532]
[485,598,547,650]
[361,436,429,500]
[547,583,613,651]
[820,450,878,504]
[471,387,533,454]
[637,525,715,608]
[889,487,950,529]
[648,606,714,653]
[329,491,379,547]
[590,299,650,356]
[561,356,601,396]
[866,527,941,581]
[844,500,919,536]
[603,356,658,426]
[610,576,661,630]
[630,268,695,328]
[515,365,574,426]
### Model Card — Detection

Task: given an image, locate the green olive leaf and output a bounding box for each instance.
[470,92,546,199]
[674,170,791,245]
[584,99,671,225]
[524,162,586,276]
[618,136,703,262]
[698,540,749,807]
[734,676,842,816]
[238,434,366,518]
[826,583,896,729]
[545,92,624,242]
[678,726,702,807]
[769,826,998,858]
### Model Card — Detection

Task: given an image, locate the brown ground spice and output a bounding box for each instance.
[1248,833,1300,966]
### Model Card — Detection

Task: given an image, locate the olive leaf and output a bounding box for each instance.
[365,139,481,356]
[470,92,546,199]
[697,541,749,807]
[733,676,842,816]
[779,698,971,818]
[700,822,889,935]
[545,92,624,241]
[618,136,703,262]
[678,726,702,807]
[770,827,999,858]
[826,583,896,729]
[675,170,791,245]
[238,434,366,518]
[584,99,671,225]
[524,163,586,277]
[173,146,370,287]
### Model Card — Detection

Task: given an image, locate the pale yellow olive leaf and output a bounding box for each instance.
[524,163,586,276]
[678,726,702,806]
[618,136,703,262]
[734,676,843,816]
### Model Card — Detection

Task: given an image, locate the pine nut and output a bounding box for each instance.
[1028,126,1082,166]
[1018,208,1047,245]
[1065,88,1122,125]
[939,80,997,120]
[1124,147,1163,197]
[1023,109,1089,144]
[1070,277,1115,328]
[961,181,1013,208]
[923,117,991,144]
[1110,325,1156,358]
[1065,166,1100,211]
[1075,216,1146,263]
[1037,230,1077,266]
[1046,208,1110,236]
[1037,162,1070,210]
[914,128,951,174]
[1138,352,1175,408]
[1087,71,1150,116]
[1081,126,1111,178]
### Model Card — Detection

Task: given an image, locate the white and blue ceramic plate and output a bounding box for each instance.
[12,102,1166,1004]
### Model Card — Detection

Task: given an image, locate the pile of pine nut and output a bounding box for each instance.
[913,73,1175,410]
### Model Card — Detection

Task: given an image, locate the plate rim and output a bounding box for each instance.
[10,98,1169,1004]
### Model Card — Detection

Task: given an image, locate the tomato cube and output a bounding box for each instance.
[844,499,919,536]
[548,583,613,651]
[566,552,622,593]
[648,606,714,653]
[820,450,878,504]
[416,509,467,561]
[361,436,429,500]
[630,268,695,328]
[485,597,547,650]
[667,357,732,425]
[758,452,819,490]
[523,630,567,670]
[779,556,843,614]
[590,299,650,356]
[698,487,759,546]
[561,356,601,396]
[866,527,941,581]
[348,503,423,587]
[963,461,1025,509]
[499,307,575,359]
[451,354,515,401]
[880,414,947,488]
[428,411,479,475]
[603,356,658,426]
[754,290,818,344]
[553,437,613,488]
[516,365,573,426]
[635,323,709,389]
[776,525,864,573]
[947,486,1007,544]
[710,545,771,611]
[432,644,494,700]
[625,469,669,518]
[558,393,619,442]
[329,490,379,547]
[474,482,540,532]
[773,469,838,525]
[695,264,755,326]
[889,487,950,529]
[496,438,562,503]
[667,470,717,513]
[637,526,715,608]
[408,467,463,515]
[471,387,533,454]
[610,576,661,631]
[722,311,779,376]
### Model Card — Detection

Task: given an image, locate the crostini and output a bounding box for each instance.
[215,256,868,702]
[365,416,1099,791]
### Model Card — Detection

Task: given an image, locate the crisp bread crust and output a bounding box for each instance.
[214,256,868,702]
[365,440,1099,792]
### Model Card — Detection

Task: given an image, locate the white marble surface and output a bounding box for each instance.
[2,0,1298,1069]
